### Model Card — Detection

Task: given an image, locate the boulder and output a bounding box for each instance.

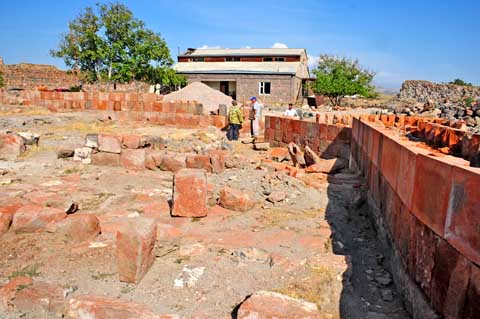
[172,169,208,217]
[219,186,256,212]
[236,290,320,319]
[116,217,157,283]
[186,155,212,172]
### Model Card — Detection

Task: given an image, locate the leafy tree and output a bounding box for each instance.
[449,78,473,86]
[51,2,183,90]
[310,55,376,106]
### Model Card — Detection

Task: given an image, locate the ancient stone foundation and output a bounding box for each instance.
[351,114,480,318]
[399,80,480,103]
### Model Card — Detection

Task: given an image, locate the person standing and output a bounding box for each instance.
[284,103,297,117]
[250,96,263,137]
[227,100,243,141]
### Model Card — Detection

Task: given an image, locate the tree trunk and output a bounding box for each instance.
[106,62,112,92]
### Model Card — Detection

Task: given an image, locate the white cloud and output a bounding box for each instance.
[244,46,252,49]
[198,45,221,49]
[307,54,320,69]
[271,42,288,49]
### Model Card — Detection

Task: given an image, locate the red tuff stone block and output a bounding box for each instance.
[380,135,401,189]
[91,152,120,166]
[414,222,437,299]
[463,265,480,318]
[116,217,157,283]
[122,135,142,149]
[11,205,66,232]
[411,154,453,236]
[98,134,122,154]
[45,214,101,242]
[237,290,320,319]
[445,166,480,266]
[66,295,167,319]
[0,276,66,315]
[219,186,256,212]
[0,212,13,234]
[326,125,339,141]
[160,154,186,172]
[430,238,471,318]
[0,133,26,160]
[172,169,208,217]
[208,150,227,174]
[370,128,382,166]
[120,149,146,170]
[186,155,212,172]
[153,101,163,112]
[396,143,418,209]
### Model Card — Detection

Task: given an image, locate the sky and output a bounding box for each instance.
[0,0,479,90]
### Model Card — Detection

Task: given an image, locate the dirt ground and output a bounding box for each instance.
[0,106,410,318]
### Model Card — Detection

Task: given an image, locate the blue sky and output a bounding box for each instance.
[1,0,479,89]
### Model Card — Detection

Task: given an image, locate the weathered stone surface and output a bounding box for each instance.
[219,186,256,212]
[11,204,66,232]
[73,147,93,164]
[122,135,143,149]
[237,290,320,319]
[98,134,122,154]
[0,276,66,316]
[172,169,208,217]
[91,152,121,166]
[57,148,75,159]
[67,295,172,319]
[0,133,26,160]
[45,214,101,242]
[85,134,99,148]
[0,213,13,234]
[305,158,345,174]
[116,217,157,283]
[270,147,290,162]
[186,154,212,172]
[120,148,146,170]
[160,154,186,172]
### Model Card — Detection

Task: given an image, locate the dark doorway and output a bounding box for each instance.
[220,81,229,95]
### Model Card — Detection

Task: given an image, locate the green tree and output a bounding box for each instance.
[0,71,4,88]
[310,55,376,106]
[51,2,183,90]
[449,78,473,86]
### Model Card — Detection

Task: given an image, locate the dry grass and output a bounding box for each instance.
[257,208,322,228]
[274,265,340,318]
[18,145,56,159]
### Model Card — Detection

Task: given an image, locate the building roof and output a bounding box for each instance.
[174,61,309,78]
[179,48,306,57]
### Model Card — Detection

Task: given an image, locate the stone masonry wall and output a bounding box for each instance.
[185,74,299,105]
[263,115,352,161]
[351,115,480,318]
[1,63,80,90]
[399,80,480,103]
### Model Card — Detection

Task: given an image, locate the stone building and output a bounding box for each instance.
[174,48,310,105]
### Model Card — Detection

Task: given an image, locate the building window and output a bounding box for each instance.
[190,57,204,62]
[226,57,240,61]
[263,57,273,62]
[274,57,285,62]
[259,82,271,95]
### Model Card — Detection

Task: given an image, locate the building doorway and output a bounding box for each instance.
[220,81,229,96]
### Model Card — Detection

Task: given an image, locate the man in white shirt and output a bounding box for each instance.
[250,97,263,137]
[284,103,297,117]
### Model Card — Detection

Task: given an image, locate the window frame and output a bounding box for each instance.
[259,81,271,95]
[274,57,286,62]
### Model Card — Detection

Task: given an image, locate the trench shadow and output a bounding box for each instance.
[319,128,410,319]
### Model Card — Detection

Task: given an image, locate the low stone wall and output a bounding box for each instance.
[74,133,228,173]
[351,115,480,318]
[399,80,480,103]
[263,115,352,160]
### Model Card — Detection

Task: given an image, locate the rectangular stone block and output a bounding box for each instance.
[91,152,120,166]
[116,217,157,283]
[172,169,208,217]
[98,134,122,154]
[120,149,146,170]
[380,135,401,189]
[411,154,453,236]
[445,165,480,266]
